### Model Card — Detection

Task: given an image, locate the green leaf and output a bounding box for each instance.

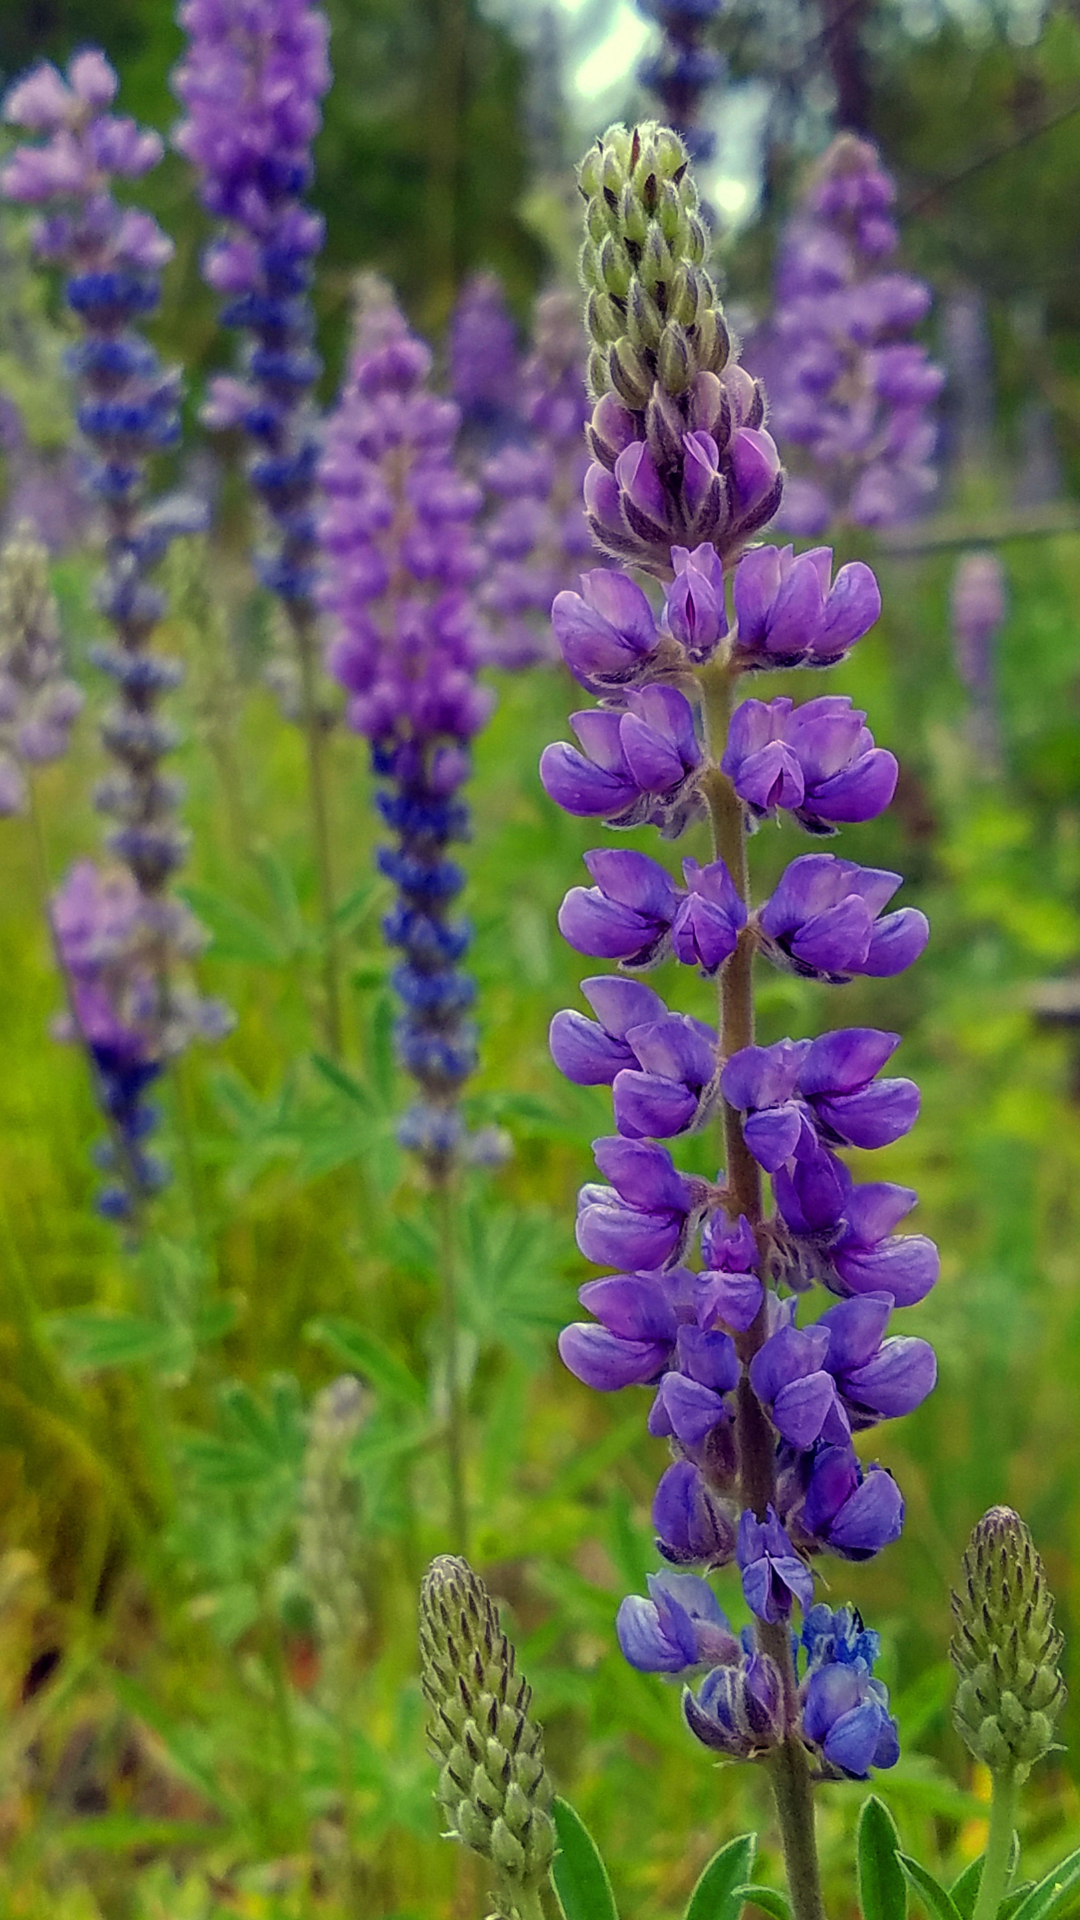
[305,1315,426,1407]
[179,884,288,965]
[684,1835,757,1920]
[50,1816,221,1853]
[330,882,376,932]
[43,1311,179,1374]
[1009,1845,1080,1920]
[733,1885,791,1920]
[310,1052,370,1106]
[1001,1887,1037,1920]
[551,1796,619,1920]
[899,1855,962,1920]
[859,1795,907,1920]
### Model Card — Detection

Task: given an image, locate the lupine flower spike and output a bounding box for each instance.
[172,0,344,1055]
[297,1375,369,1693]
[420,1556,556,1920]
[1,50,224,1219]
[751,134,944,535]
[546,123,934,1917]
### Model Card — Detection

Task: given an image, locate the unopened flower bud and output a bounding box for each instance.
[420,1557,557,1910]
[950,1507,1065,1783]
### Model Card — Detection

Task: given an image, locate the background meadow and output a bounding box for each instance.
[2,0,1080,1916]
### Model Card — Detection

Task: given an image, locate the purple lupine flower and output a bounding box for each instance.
[746,134,944,534]
[663,543,728,660]
[617,1569,740,1673]
[0,522,82,814]
[551,567,664,697]
[653,1459,737,1568]
[319,284,492,1168]
[818,1292,936,1429]
[730,545,882,672]
[757,854,929,984]
[773,1150,939,1306]
[611,1009,718,1138]
[723,695,897,834]
[696,1212,764,1331]
[648,1322,740,1447]
[671,856,748,974]
[636,0,724,167]
[478,289,593,667]
[541,684,704,836]
[794,1444,905,1559]
[549,975,667,1085]
[575,1134,707,1269]
[683,1650,785,1756]
[172,0,331,714]
[558,1264,692,1389]
[749,1323,850,1451]
[558,848,682,966]
[721,1029,920,1173]
[737,1506,814,1622]
[2,50,222,1210]
[448,272,519,451]
[797,1604,899,1776]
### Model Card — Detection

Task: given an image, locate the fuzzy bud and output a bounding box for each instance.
[420,1557,557,1910]
[950,1507,1065,1783]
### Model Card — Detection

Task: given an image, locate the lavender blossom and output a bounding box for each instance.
[0,521,82,813]
[750,134,944,535]
[545,125,935,1861]
[1,50,222,1211]
[478,290,593,667]
[320,282,491,1169]
[636,0,723,167]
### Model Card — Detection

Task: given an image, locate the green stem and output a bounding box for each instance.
[972,1773,1018,1920]
[290,604,344,1060]
[699,660,828,1920]
[434,1164,469,1553]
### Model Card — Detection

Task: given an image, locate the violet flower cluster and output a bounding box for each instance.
[545,122,936,1786]
[319,284,492,1169]
[750,134,944,536]
[636,0,723,167]
[478,290,593,667]
[172,0,331,710]
[1,50,222,1215]
[448,272,521,457]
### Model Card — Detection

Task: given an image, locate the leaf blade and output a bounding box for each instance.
[552,1795,619,1920]
[859,1795,907,1920]
[899,1854,962,1920]
[684,1836,758,1920]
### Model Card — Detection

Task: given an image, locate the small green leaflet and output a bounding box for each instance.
[858,1795,907,1920]
[305,1314,426,1407]
[552,1796,619,1920]
[684,1835,758,1920]
[732,1884,791,1920]
[899,1855,960,1920]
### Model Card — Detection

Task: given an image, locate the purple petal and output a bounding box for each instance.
[582,975,667,1037]
[841,1337,937,1420]
[613,1069,698,1139]
[816,1078,920,1149]
[558,1321,669,1389]
[540,741,636,816]
[549,1008,636,1085]
[800,1028,899,1096]
[578,1273,678,1342]
[818,1293,894,1372]
[864,908,930,976]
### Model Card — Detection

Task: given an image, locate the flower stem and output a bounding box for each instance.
[289,604,343,1060]
[972,1772,1018,1920]
[433,1163,469,1553]
[700,661,828,1920]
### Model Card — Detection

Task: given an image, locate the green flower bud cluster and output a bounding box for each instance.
[420,1555,556,1917]
[577,120,729,406]
[951,1507,1065,1783]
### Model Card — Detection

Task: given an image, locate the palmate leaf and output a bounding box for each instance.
[305,1314,427,1407]
[684,1836,758,1920]
[552,1796,619,1920]
[43,1310,183,1375]
[859,1795,907,1920]
[179,883,292,966]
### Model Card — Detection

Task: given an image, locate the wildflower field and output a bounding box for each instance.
[3,2,1080,1918]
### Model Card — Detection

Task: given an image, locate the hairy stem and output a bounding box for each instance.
[290,604,344,1060]
[700,661,828,1920]
[972,1772,1018,1920]
[434,1163,469,1553]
